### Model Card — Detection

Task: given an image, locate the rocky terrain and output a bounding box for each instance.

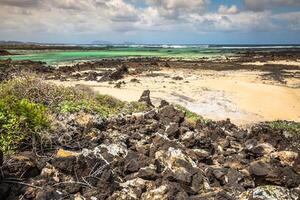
[0,50,300,199]
[1,53,299,85]
[0,91,300,199]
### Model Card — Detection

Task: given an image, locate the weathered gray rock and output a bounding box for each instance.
[240,186,300,200]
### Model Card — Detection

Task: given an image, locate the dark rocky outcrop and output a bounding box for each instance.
[0,101,300,199]
[0,49,13,56]
[0,59,53,82]
[99,64,128,82]
[138,90,154,107]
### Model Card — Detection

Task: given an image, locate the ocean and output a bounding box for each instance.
[1,44,300,65]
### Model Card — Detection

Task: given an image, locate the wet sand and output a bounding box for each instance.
[50,67,300,126]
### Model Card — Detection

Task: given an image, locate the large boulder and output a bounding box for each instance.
[138,90,154,107]
[100,65,128,81]
[158,105,185,126]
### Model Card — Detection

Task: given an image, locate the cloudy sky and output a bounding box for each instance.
[0,0,300,44]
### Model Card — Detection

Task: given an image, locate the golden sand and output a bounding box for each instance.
[50,68,300,126]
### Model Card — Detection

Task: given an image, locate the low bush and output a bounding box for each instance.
[0,75,148,117]
[0,97,50,153]
[175,104,203,123]
[0,75,87,109]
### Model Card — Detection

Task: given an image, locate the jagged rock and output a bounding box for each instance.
[155,147,205,194]
[138,90,154,107]
[159,100,169,108]
[109,178,155,200]
[100,64,128,81]
[251,143,275,156]
[158,105,185,125]
[249,158,272,176]
[165,122,179,138]
[249,157,300,187]
[85,71,100,81]
[271,151,298,167]
[141,185,169,200]
[137,164,158,180]
[239,185,300,200]
[2,100,300,199]
[2,153,40,179]
[110,65,128,80]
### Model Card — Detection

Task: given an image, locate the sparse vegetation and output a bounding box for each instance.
[0,75,148,117]
[266,120,300,135]
[175,104,203,123]
[0,97,50,153]
[0,75,151,153]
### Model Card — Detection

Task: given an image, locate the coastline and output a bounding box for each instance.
[1,46,300,125]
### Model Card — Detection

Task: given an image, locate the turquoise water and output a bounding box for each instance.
[2,44,299,65]
[0,46,227,65]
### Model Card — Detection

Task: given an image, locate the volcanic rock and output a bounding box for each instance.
[138,90,154,107]
[0,49,12,56]
[1,101,300,199]
[100,64,128,81]
[158,105,185,125]
[240,185,300,200]
[249,158,272,176]
[251,143,275,157]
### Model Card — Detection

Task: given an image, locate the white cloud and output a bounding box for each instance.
[190,11,275,32]
[272,11,300,30]
[218,5,238,14]
[146,0,209,19]
[245,0,300,11]
[0,0,299,43]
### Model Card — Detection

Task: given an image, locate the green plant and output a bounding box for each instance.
[0,97,49,153]
[266,120,300,135]
[0,76,148,117]
[0,76,88,109]
[175,104,203,123]
[59,100,110,117]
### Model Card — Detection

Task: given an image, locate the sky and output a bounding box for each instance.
[0,0,300,44]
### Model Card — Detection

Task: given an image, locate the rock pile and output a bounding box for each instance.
[0,50,13,56]
[99,65,129,82]
[0,59,51,82]
[0,102,300,199]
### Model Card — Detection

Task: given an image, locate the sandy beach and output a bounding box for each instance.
[49,63,300,125]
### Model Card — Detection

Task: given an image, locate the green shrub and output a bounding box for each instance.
[266,120,300,135]
[175,104,203,123]
[124,101,149,114]
[0,97,50,153]
[59,100,110,117]
[0,76,148,117]
[0,75,88,109]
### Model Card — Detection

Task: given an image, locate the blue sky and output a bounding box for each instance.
[0,0,299,44]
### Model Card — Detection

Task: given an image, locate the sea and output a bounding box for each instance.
[1,44,300,66]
